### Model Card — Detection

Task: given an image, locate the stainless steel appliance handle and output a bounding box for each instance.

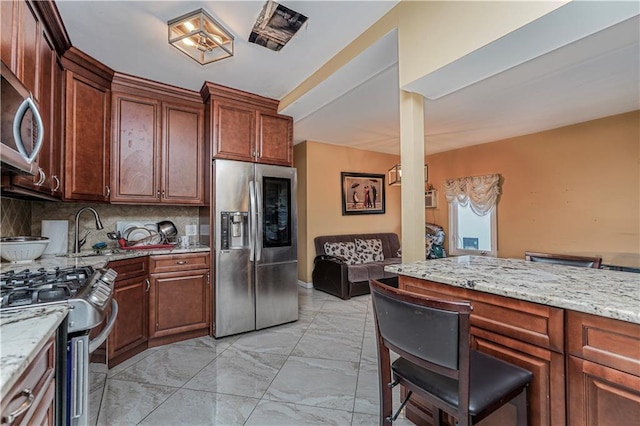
[88,299,119,353]
[256,179,263,262]
[13,97,44,164]
[249,181,256,261]
[71,337,86,419]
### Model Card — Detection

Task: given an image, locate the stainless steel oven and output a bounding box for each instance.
[0,265,118,425]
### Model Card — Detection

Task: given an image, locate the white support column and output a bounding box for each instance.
[399,90,425,262]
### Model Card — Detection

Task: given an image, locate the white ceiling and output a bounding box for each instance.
[56,1,639,156]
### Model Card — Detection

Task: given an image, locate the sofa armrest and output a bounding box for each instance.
[312,256,350,299]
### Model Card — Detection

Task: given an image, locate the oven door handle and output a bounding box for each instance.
[89,299,118,353]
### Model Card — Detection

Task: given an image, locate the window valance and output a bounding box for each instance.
[443,173,501,216]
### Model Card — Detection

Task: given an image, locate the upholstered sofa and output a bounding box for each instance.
[312,233,401,300]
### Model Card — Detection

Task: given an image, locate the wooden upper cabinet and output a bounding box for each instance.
[16,0,39,99]
[111,93,161,203]
[110,73,205,205]
[201,81,293,167]
[1,1,15,68]
[162,102,204,204]
[212,100,256,162]
[257,111,292,166]
[62,47,114,202]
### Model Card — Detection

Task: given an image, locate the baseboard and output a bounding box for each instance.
[297,280,313,289]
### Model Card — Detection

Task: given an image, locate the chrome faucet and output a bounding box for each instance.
[74,207,104,253]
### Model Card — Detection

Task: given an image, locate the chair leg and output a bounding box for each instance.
[514,388,529,426]
[377,346,393,425]
[432,408,442,426]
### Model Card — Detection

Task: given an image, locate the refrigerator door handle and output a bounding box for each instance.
[249,181,256,261]
[256,179,263,262]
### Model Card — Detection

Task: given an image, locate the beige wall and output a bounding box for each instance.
[425,111,640,267]
[295,141,401,283]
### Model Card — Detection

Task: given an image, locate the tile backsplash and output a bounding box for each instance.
[31,201,201,253]
[0,197,31,237]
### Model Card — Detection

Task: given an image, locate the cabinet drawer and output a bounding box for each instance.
[400,276,564,352]
[149,252,210,273]
[566,310,640,377]
[1,337,55,426]
[108,256,148,282]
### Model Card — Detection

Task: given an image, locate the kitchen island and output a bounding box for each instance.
[385,256,639,426]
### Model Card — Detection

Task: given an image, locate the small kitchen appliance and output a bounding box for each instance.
[0,265,119,425]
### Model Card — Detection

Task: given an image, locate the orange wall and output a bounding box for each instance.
[294,141,401,283]
[425,111,640,267]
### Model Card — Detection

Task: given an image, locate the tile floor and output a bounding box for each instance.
[89,287,414,425]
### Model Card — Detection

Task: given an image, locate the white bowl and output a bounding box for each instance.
[0,237,50,263]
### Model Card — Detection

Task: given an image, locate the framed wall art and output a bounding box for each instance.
[341,172,385,215]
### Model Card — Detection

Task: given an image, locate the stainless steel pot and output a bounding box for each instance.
[157,221,178,240]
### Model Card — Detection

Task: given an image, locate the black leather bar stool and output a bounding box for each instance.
[369,279,533,426]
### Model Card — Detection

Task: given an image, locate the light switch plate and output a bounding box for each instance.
[185,224,198,236]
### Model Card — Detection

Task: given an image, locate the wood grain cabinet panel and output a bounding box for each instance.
[212,100,256,162]
[1,1,15,67]
[63,70,111,201]
[15,0,39,98]
[111,93,161,203]
[257,111,292,166]
[162,102,204,204]
[110,74,204,205]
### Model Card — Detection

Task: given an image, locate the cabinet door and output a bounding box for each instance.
[50,57,64,197]
[567,356,640,426]
[471,331,566,426]
[109,275,149,359]
[212,100,255,162]
[149,269,210,339]
[111,93,161,203]
[16,0,39,98]
[256,111,292,166]
[162,102,204,204]
[64,70,111,201]
[1,1,15,68]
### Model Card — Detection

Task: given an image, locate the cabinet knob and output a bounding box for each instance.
[176,260,187,265]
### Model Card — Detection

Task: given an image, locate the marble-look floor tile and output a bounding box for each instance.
[231,327,304,355]
[245,400,352,425]
[354,361,379,415]
[106,346,159,378]
[307,312,366,337]
[360,332,378,364]
[88,371,106,426]
[264,356,358,411]
[320,299,369,317]
[111,345,219,387]
[167,334,238,349]
[184,347,287,398]
[96,379,176,426]
[291,330,363,362]
[352,411,415,426]
[139,389,258,426]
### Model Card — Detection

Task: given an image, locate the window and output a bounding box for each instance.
[449,202,497,256]
[443,174,500,257]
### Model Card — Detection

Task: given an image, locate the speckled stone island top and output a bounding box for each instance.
[385,256,640,325]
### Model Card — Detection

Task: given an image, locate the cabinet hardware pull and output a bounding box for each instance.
[52,175,60,191]
[145,279,150,292]
[34,167,46,186]
[3,388,34,424]
[105,185,111,198]
[162,190,165,198]
[176,261,187,265]
[156,189,160,197]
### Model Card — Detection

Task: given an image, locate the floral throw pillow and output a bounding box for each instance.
[324,242,357,265]
[355,238,384,262]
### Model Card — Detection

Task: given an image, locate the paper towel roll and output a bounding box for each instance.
[41,220,68,255]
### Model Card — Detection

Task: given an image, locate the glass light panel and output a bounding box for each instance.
[168,9,234,65]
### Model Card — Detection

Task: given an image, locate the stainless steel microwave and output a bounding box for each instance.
[1,60,43,175]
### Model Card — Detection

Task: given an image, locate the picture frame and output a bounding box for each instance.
[341,172,385,215]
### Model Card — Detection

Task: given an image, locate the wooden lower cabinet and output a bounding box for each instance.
[106,257,149,367]
[1,337,55,426]
[148,268,210,342]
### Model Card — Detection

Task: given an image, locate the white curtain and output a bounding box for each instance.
[443,174,501,216]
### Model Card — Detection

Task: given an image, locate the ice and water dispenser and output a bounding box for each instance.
[220,212,249,249]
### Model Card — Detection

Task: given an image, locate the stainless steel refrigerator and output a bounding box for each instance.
[212,159,298,337]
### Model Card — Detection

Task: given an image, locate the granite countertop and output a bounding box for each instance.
[0,305,69,399]
[0,244,210,272]
[386,256,640,325]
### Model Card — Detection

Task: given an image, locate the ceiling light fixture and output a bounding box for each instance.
[168,8,234,65]
[388,164,429,186]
